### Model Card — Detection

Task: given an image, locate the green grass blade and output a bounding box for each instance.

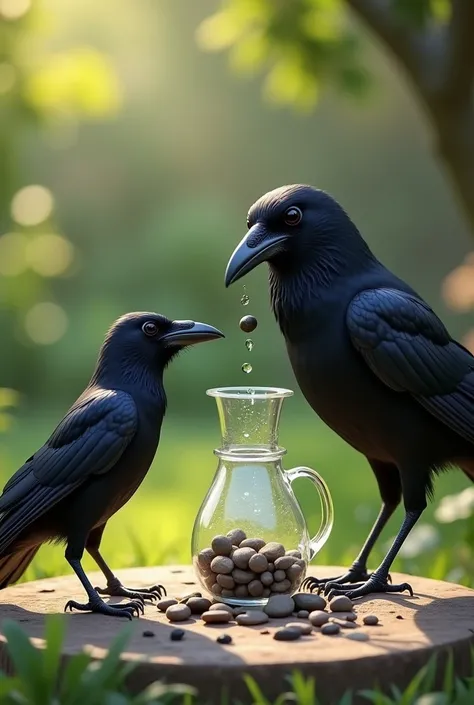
[2,619,45,704]
[442,651,454,697]
[42,614,65,700]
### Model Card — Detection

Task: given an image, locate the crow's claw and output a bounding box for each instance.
[326,575,414,601]
[301,565,372,593]
[95,580,165,602]
[63,596,139,619]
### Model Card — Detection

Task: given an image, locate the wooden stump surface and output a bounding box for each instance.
[1,565,474,704]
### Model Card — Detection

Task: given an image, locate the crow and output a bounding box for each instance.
[224,184,474,600]
[0,312,223,617]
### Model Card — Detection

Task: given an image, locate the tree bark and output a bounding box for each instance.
[345,0,474,236]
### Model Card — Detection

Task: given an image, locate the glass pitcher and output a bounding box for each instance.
[191,387,334,607]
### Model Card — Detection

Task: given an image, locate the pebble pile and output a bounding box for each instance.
[157,587,382,643]
[196,530,306,599]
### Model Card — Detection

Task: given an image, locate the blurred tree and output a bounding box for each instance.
[198,0,474,237]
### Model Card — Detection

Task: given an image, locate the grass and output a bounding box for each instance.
[0,406,471,584]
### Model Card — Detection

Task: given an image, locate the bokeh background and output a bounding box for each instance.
[1,0,474,584]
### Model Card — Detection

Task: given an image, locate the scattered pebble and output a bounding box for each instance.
[285,621,312,635]
[329,618,357,629]
[297,610,309,619]
[363,615,379,626]
[239,315,258,333]
[157,598,178,612]
[211,535,233,556]
[274,627,301,641]
[396,615,404,620]
[264,594,295,618]
[170,629,185,641]
[142,630,154,637]
[166,604,191,622]
[186,597,212,615]
[345,632,369,642]
[236,610,269,626]
[217,634,233,645]
[226,528,247,546]
[309,610,329,627]
[333,612,357,622]
[329,596,353,612]
[201,610,233,624]
[321,622,340,635]
[293,593,326,612]
[260,629,270,635]
[209,603,234,614]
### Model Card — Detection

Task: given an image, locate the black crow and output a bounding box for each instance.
[0,312,223,617]
[224,184,474,599]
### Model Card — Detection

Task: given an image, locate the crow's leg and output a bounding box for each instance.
[302,461,401,592]
[86,526,165,602]
[325,467,427,599]
[64,537,143,619]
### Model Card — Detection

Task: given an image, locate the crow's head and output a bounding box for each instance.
[98,312,224,374]
[225,184,368,287]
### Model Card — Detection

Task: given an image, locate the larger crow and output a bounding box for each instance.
[225,184,474,599]
[0,312,223,617]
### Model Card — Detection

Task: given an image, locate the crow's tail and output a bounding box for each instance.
[0,547,39,589]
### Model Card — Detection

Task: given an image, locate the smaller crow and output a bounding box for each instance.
[0,312,223,618]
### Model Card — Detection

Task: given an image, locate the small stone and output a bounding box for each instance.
[179,592,202,603]
[321,622,340,635]
[274,627,301,641]
[286,563,304,581]
[186,597,211,615]
[293,593,326,611]
[239,315,258,333]
[260,629,270,635]
[232,606,249,617]
[240,538,266,551]
[297,610,309,619]
[294,559,306,569]
[198,548,215,569]
[157,598,178,612]
[211,583,222,595]
[274,556,295,570]
[248,553,268,574]
[260,542,285,562]
[286,550,302,559]
[264,594,295,618]
[262,588,271,597]
[217,634,232,644]
[210,602,234,614]
[309,610,330,627]
[221,589,235,598]
[170,629,185,641]
[333,612,357,622]
[232,547,256,570]
[363,615,379,626]
[232,568,255,584]
[396,615,403,620]
[217,574,235,589]
[248,580,264,597]
[260,571,274,586]
[329,618,356,629]
[234,585,249,598]
[226,528,247,546]
[211,556,234,574]
[166,604,191,622]
[346,632,369,642]
[285,621,312,635]
[273,570,286,582]
[201,610,233,624]
[142,630,155,637]
[271,579,291,593]
[236,611,269,626]
[211,536,233,557]
[330,595,354,612]
[268,563,275,572]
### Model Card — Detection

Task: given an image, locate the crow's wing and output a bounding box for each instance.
[0,388,137,553]
[347,288,474,445]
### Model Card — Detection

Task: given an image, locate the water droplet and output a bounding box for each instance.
[241,294,249,306]
[245,338,253,352]
[243,432,250,438]
[242,362,252,374]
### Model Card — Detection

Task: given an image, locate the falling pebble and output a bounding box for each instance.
[242,363,252,374]
[241,294,249,306]
[245,338,253,352]
[240,315,257,333]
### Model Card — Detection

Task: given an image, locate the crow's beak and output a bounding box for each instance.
[161,320,224,347]
[224,225,288,287]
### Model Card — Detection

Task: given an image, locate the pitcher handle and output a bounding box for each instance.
[286,466,334,561]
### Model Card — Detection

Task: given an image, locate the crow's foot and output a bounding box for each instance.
[325,573,413,601]
[95,577,166,602]
[64,594,143,619]
[301,563,372,593]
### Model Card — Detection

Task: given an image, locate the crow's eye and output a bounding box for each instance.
[142,321,158,336]
[284,206,302,226]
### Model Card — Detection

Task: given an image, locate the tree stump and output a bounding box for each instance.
[1,565,474,704]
